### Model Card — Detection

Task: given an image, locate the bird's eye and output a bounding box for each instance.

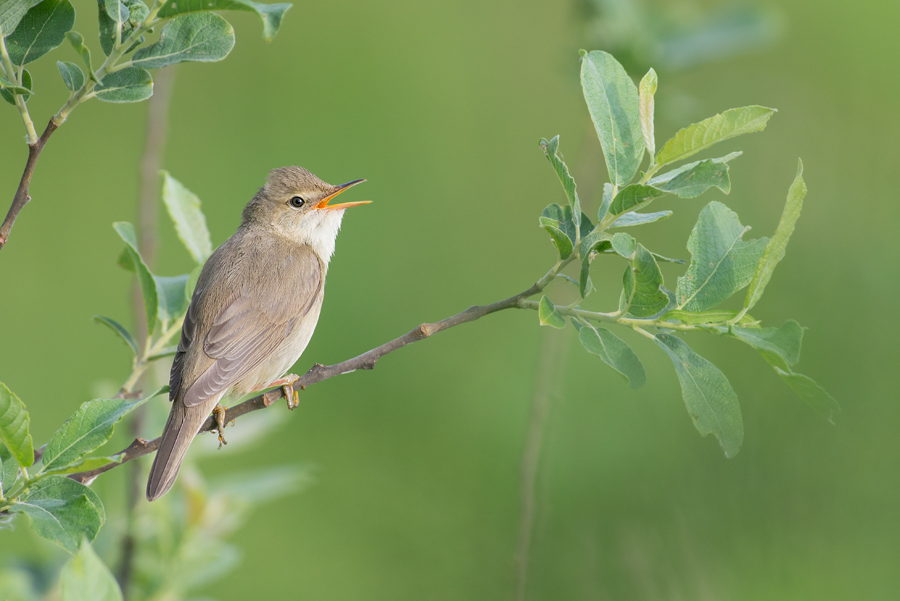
[289,196,305,208]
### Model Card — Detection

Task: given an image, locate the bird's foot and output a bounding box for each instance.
[269,374,301,410]
[212,404,229,449]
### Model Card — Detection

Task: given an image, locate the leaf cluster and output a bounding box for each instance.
[0,172,210,549]
[0,170,310,598]
[533,51,837,457]
[0,0,291,136]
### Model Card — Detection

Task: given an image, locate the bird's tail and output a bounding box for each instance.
[146,401,208,501]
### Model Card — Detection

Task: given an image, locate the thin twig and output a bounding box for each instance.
[1,6,166,253]
[118,64,178,597]
[68,281,547,484]
[0,120,58,250]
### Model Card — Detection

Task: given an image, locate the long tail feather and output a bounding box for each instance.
[146,402,209,501]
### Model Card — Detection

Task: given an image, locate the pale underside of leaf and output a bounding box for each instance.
[743,159,806,312]
[656,106,775,167]
[538,295,566,329]
[94,67,153,103]
[540,136,581,227]
[655,333,743,457]
[157,0,292,41]
[579,325,646,389]
[580,50,644,187]
[161,170,213,263]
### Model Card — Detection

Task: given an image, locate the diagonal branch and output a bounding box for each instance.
[0,120,58,250]
[68,280,546,485]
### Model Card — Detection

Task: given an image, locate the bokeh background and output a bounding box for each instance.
[2,0,898,599]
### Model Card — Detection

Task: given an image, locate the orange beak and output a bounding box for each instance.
[315,179,371,210]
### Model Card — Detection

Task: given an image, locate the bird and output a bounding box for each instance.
[146,166,370,501]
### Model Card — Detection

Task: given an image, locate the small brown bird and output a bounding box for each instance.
[146,166,370,501]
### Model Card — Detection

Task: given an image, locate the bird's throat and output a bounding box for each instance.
[282,208,345,265]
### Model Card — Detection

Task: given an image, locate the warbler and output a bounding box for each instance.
[147,166,369,501]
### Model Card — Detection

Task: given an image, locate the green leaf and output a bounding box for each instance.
[578,259,593,299]
[0,0,32,36]
[0,73,30,94]
[579,325,645,389]
[649,152,741,198]
[540,223,573,259]
[125,0,147,26]
[578,230,612,260]
[676,201,767,311]
[132,12,235,69]
[610,210,672,228]
[60,540,124,601]
[1,442,21,496]
[40,455,118,476]
[610,231,635,258]
[776,370,840,422]
[578,231,612,298]
[615,235,669,318]
[65,31,96,79]
[103,0,129,24]
[730,320,803,371]
[94,66,152,102]
[664,309,757,325]
[606,184,667,223]
[40,396,149,473]
[97,0,145,56]
[5,0,75,66]
[597,182,613,222]
[727,320,836,420]
[539,203,592,260]
[655,333,743,457]
[639,68,657,158]
[540,136,581,227]
[97,2,117,56]
[743,160,806,312]
[56,60,84,91]
[161,171,213,263]
[0,382,33,469]
[0,69,31,104]
[157,0,292,42]
[154,274,190,322]
[91,315,139,356]
[538,295,565,329]
[656,106,775,167]
[580,50,644,187]
[9,476,105,554]
[113,222,158,333]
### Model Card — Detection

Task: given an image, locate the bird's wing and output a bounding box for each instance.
[171,236,323,408]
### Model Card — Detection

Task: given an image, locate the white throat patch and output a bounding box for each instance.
[289,208,344,264]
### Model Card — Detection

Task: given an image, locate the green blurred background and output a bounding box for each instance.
[2,0,898,598]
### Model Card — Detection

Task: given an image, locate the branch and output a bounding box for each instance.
[119,64,179,595]
[1,10,166,254]
[68,281,547,485]
[0,120,58,250]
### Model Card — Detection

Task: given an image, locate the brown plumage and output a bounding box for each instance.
[147,167,368,501]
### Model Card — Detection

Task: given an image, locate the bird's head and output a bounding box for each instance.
[242,166,369,261]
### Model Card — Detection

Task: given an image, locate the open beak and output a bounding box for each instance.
[316,179,371,210]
